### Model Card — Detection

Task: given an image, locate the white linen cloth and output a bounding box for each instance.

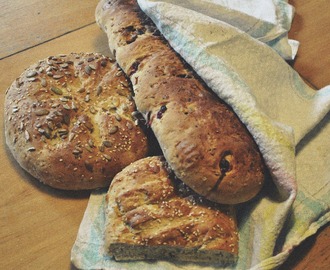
[71,1,330,269]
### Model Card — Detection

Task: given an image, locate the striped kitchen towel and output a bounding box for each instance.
[71,1,330,269]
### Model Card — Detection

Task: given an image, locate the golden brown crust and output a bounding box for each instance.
[4,52,148,190]
[96,0,265,204]
[105,156,238,263]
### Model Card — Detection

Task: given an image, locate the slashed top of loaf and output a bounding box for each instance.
[105,156,238,255]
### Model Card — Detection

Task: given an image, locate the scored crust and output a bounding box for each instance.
[96,0,266,204]
[4,52,148,190]
[105,156,239,263]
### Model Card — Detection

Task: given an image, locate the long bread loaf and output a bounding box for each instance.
[96,0,265,204]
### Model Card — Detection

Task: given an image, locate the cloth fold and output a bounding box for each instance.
[141,0,299,60]
[71,1,330,269]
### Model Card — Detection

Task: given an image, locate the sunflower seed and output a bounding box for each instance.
[13,137,18,144]
[63,104,71,110]
[85,145,93,153]
[50,86,63,95]
[38,128,51,139]
[60,97,69,102]
[109,126,118,134]
[99,145,105,152]
[83,121,93,131]
[72,149,81,155]
[100,60,107,67]
[63,114,70,125]
[58,128,68,135]
[122,104,128,111]
[85,65,92,75]
[37,128,45,134]
[90,106,97,114]
[47,121,54,130]
[24,130,30,141]
[103,154,112,161]
[41,78,47,87]
[53,74,64,80]
[26,70,37,78]
[71,101,78,110]
[115,113,122,121]
[12,107,19,113]
[96,85,102,96]
[69,133,76,142]
[115,70,123,77]
[35,108,50,116]
[15,79,20,88]
[87,139,94,148]
[109,98,120,109]
[116,89,127,96]
[120,81,129,88]
[102,140,112,148]
[43,128,52,139]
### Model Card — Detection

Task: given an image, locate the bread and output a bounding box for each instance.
[105,156,238,263]
[4,52,148,190]
[96,0,265,204]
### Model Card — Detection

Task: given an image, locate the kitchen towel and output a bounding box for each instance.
[71,0,330,269]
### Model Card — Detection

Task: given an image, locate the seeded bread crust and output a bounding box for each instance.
[96,0,265,204]
[4,52,148,190]
[105,156,238,263]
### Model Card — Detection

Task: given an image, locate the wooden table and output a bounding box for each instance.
[0,1,329,269]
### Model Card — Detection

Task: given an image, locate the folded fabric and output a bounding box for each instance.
[71,1,330,269]
[140,0,299,60]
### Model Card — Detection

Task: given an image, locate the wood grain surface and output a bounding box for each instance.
[0,0,329,269]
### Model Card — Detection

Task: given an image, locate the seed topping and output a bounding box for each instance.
[96,85,103,96]
[102,140,112,148]
[109,126,118,134]
[35,108,50,116]
[53,74,64,80]
[41,78,47,87]
[26,70,38,78]
[50,86,63,95]
[85,65,92,75]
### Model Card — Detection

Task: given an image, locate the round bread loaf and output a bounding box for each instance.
[4,52,148,190]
